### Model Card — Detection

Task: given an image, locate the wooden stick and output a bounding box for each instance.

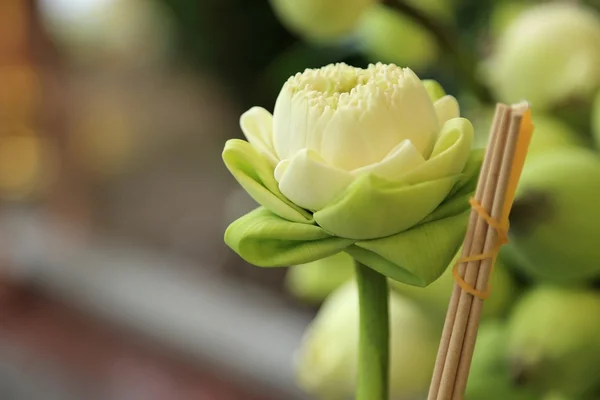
[427,104,509,400]
[451,103,528,398]
[436,107,512,400]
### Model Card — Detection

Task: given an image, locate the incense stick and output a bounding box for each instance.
[451,103,528,398]
[429,101,531,400]
[436,107,512,400]
[427,104,510,400]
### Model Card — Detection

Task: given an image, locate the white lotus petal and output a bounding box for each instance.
[240,107,278,165]
[433,95,460,128]
[320,68,439,169]
[274,158,290,182]
[277,149,354,211]
[351,140,425,181]
[273,64,439,171]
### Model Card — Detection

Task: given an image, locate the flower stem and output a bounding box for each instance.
[355,261,389,400]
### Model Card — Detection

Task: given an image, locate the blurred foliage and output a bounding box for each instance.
[158,0,367,108]
[156,0,535,107]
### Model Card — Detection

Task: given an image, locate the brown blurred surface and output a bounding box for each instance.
[0,275,276,400]
[0,2,307,398]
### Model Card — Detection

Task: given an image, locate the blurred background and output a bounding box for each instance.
[1,0,600,399]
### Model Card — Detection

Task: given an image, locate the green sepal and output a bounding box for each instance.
[223,146,483,287]
[222,139,313,223]
[422,148,483,222]
[224,207,354,267]
[345,209,470,287]
[344,150,482,287]
[314,174,459,240]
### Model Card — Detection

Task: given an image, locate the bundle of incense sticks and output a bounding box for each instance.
[427,102,533,400]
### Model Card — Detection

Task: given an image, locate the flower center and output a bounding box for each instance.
[285,63,408,110]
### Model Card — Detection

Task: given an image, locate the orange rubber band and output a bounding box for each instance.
[452,108,534,300]
[452,198,509,300]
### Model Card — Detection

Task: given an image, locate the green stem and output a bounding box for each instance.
[355,261,390,400]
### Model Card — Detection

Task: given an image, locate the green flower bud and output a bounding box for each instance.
[507,286,600,396]
[466,321,538,400]
[295,281,439,399]
[510,148,600,283]
[485,3,600,110]
[269,0,375,41]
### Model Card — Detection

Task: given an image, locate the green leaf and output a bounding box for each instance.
[222,139,313,223]
[225,207,354,267]
[346,210,470,287]
[314,173,459,240]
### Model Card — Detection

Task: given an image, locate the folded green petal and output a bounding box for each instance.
[225,207,354,267]
[345,210,470,286]
[421,149,483,223]
[314,173,459,240]
[402,117,474,184]
[222,139,313,223]
[446,148,484,197]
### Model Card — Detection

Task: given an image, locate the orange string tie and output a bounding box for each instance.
[451,107,534,301]
[452,198,509,300]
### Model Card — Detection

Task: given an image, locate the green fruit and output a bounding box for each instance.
[509,148,600,283]
[467,321,538,400]
[285,252,354,304]
[295,282,439,399]
[507,286,600,397]
[357,4,438,70]
[390,252,517,320]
